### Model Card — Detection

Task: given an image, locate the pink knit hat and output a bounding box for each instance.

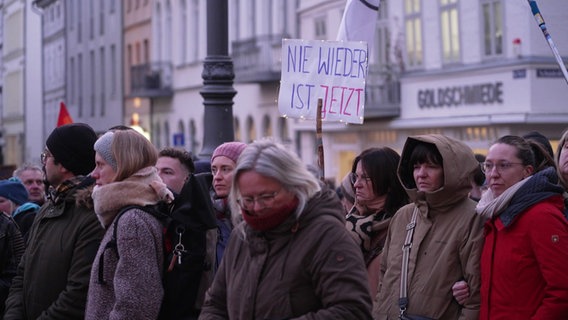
[211,142,247,164]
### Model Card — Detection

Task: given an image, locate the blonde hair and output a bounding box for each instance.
[111,130,158,182]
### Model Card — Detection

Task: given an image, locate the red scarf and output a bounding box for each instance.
[242,197,299,231]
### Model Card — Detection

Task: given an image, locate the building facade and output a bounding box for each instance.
[124,0,155,139]
[295,0,568,183]
[2,0,42,165]
[10,0,568,184]
[33,0,65,160]
[65,0,123,133]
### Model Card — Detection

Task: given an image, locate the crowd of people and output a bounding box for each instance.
[0,122,566,319]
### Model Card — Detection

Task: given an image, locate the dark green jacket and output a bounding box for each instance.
[4,177,104,320]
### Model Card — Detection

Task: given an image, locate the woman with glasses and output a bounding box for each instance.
[476,135,568,319]
[199,140,372,319]
[345,148,408,301]
[375,134,485,320]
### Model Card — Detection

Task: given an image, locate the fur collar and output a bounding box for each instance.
[92,167,174,228]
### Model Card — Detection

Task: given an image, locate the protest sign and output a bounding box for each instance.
[278,39,368,124]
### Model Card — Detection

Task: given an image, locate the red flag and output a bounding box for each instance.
[57,102,73,127]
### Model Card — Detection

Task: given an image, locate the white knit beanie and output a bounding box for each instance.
[94,131,117,171]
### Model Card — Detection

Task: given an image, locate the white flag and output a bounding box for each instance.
[336,0,380,51]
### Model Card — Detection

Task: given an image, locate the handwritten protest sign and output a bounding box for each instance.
[278,39,368,124]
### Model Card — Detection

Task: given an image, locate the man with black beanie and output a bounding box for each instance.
[4,123,105,320]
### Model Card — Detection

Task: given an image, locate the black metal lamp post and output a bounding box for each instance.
[199,0,236,158]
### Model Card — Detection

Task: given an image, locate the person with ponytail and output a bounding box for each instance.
[199,139,372,320]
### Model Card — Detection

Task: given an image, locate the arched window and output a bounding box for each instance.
[246,116,256,143]
[154,122,162,149]
[177,119,185,147]
[278,117,290,142]
[164,120,170,147]
[155,3,162,61]
[179,0,187,64]
[189,119,197,154]
[234,117,241,141]
[262,115,272,138]
[165,0,173,61]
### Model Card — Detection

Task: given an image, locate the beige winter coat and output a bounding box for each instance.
[374,134,485,320]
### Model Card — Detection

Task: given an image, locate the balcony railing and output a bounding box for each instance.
[130,62,173,98]
[364,64,401,118]
[232,34,286,83]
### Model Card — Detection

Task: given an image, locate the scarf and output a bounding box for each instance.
[346,208,391,265]
[49,175,87,204]
[91,167,174,228]
[476,178,528,219]
[242,197,299,232]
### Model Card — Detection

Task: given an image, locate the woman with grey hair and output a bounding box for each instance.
[199,140,372,320]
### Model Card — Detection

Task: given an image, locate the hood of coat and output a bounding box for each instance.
[398,134,478,210]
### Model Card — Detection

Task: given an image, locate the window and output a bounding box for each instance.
[440,0,460,63]
[127,44,132,68]
[111,45,117,97]
[69,57,75,103]
[189,120,197,154]
[77,0,82,42]
[143,39,150,63]
[90,50,96,116]
[404,0,423,67]
[482,0,503,57]
[247,116,256,143]
[180,0,187,64]
[90,0,94,39]
[100,47,105,116]
[166,0,173,61]
[262,115,272,137]
[110,0,116,14]
[372,0,390,68]
[314,16,326,39]
[69,0,74,30]
[135,42,141,64]
[100,0,105,35]
[190,0,199,61]
[78,53,83,117]
[247,0,255,37]
[155,3,162,61]
[233,0,240,39]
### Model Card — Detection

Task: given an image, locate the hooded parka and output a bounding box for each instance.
[374,134,484,320]
[199,188,373,319]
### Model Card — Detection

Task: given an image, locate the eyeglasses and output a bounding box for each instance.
[480,161,524,174]
[350,172,371,184]
[237,190,280,211]
[40,151,53,165]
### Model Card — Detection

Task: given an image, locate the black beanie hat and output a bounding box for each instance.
[45,123,98,176]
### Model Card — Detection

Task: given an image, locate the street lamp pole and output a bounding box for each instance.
[199,0,236,158]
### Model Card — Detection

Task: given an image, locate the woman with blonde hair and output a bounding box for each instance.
[85,130,174,319]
